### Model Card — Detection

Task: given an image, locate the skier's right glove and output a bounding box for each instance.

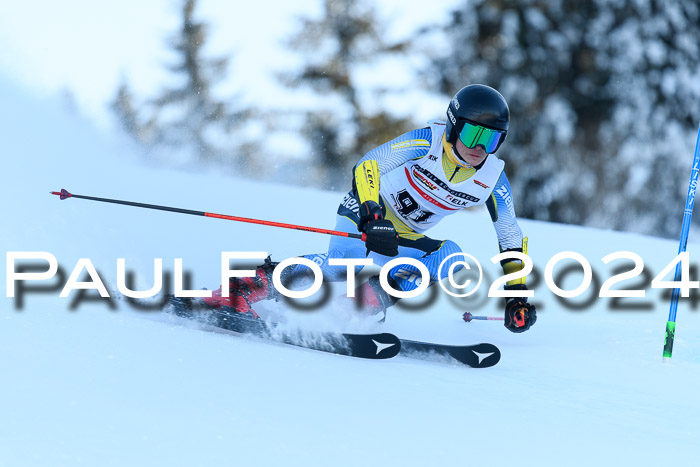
[364,219,399,257]
[504,285,537,333]
[357,200,384,232]
[357,200,399,257]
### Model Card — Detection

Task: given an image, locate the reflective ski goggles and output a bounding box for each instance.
[458,121,505,154]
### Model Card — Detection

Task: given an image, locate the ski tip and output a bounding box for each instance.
[50,188,72,200]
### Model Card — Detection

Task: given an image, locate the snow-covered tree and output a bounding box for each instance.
[112,0,251,168]
[426,0,700,237]
[282,0,415,190]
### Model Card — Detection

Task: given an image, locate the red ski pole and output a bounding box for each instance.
[50,188,366,241]
[462,312,505,323]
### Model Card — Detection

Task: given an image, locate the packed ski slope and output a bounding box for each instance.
[1,79,699,467]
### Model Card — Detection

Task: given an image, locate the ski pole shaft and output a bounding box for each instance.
[664,122,700,361]
[462,312,504,323]
[50,188,366,242]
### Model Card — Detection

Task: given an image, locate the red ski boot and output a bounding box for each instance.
[350,275,400,321]
[202,258,279,319]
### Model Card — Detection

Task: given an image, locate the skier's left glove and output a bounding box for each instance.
[503,284,537,333]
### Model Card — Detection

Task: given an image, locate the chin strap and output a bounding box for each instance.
[442,132,478,169]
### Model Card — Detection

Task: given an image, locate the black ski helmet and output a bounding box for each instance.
[445,84,510,153]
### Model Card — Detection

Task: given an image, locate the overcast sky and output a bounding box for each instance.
[0,0,458,127]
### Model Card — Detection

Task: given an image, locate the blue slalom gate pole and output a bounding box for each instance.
[664,122,700,361]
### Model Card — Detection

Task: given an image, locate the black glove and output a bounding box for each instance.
[503,284,537,333]
[357,200,384,233]
[364,219,399,257]
[357,200,399,256]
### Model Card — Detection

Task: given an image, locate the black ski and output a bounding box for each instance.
[161,297,499,367]
[165,297,401,360]
[399,339,501,368]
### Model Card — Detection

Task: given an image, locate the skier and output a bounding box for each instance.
[201,84,536,333]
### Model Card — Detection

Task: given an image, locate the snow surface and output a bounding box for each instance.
[2,77,699,466]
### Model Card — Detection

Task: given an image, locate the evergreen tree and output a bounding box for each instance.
[283,0,415,190]
[112,0,250,167]
[112,79,157,146]
[425,0,700,237]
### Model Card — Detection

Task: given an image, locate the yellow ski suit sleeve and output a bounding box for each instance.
[353,159,380,204]
[502,237,529,286]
